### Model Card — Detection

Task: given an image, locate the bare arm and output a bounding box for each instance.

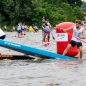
[60,25,74,32]
[80,29,86,39]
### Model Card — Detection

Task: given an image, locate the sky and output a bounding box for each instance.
[82,0,86,2]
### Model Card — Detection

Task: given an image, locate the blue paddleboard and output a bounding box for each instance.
[0,40,77,60]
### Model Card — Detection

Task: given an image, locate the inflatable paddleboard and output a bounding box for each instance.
[0,39,77,60]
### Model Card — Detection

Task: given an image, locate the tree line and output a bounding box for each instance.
[0,0,84,31]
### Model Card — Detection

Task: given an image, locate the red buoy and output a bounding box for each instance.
[56,22,79,57]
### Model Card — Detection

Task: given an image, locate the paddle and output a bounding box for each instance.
[51,31,55,40]
[50,29,56,41]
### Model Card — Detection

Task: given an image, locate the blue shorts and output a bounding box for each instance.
[17,30,22,33]
[69,40,82,47]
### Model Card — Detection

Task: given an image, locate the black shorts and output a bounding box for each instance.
[69,40,82,47]
[0,35,6,40]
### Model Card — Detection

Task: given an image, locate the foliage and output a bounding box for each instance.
[0,0,84,31]
[67,0,82,7]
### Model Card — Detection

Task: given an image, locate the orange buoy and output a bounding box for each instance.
[56,22,79,57]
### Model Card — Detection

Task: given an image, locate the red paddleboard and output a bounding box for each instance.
[56,22,79,57]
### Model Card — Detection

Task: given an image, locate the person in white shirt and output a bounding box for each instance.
[16,23,23,38]
[0,28,6,39]
[62,20,86,60]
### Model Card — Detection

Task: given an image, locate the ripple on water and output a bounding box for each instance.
[0,57,85,86]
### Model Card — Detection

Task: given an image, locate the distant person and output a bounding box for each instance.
[46,19,52,28]
[42,22,51,46]
[17,23,22,38]
[42,17,46,24]
[25,25,29,31]
[42,18,52,45]
[21,22,27,35]
[32,24,38,32]
[0,28,6,40]
[62,20,86,60]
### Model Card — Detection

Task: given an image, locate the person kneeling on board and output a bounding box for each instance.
[0,28,6,40]
[62,20,86,60]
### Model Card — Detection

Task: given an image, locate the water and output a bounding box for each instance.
[0,59,86,86]
[0,31,86,86]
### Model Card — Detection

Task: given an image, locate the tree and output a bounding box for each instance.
[73,6,84,20]
[0,0,85,31]
[67,0,82,7]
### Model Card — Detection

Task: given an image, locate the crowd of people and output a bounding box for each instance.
[15,18,52,40]
[17,22,28,38]
[16,22,39,38]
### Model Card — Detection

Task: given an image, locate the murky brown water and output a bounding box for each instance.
[0,58,86,86]
[0,31,86,86]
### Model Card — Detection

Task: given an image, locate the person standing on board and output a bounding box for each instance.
[0,28,6,40]
[62,20,86,60]
[42,17,52,46]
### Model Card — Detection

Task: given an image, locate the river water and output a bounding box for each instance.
[0,31,86,86]
[0,59,86,86]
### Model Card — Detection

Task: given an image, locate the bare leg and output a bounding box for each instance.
[63,44,72,55]
[42,32,45,43]
[48,35,50,42]
[18,32,23,38]
[78,46,83,59]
